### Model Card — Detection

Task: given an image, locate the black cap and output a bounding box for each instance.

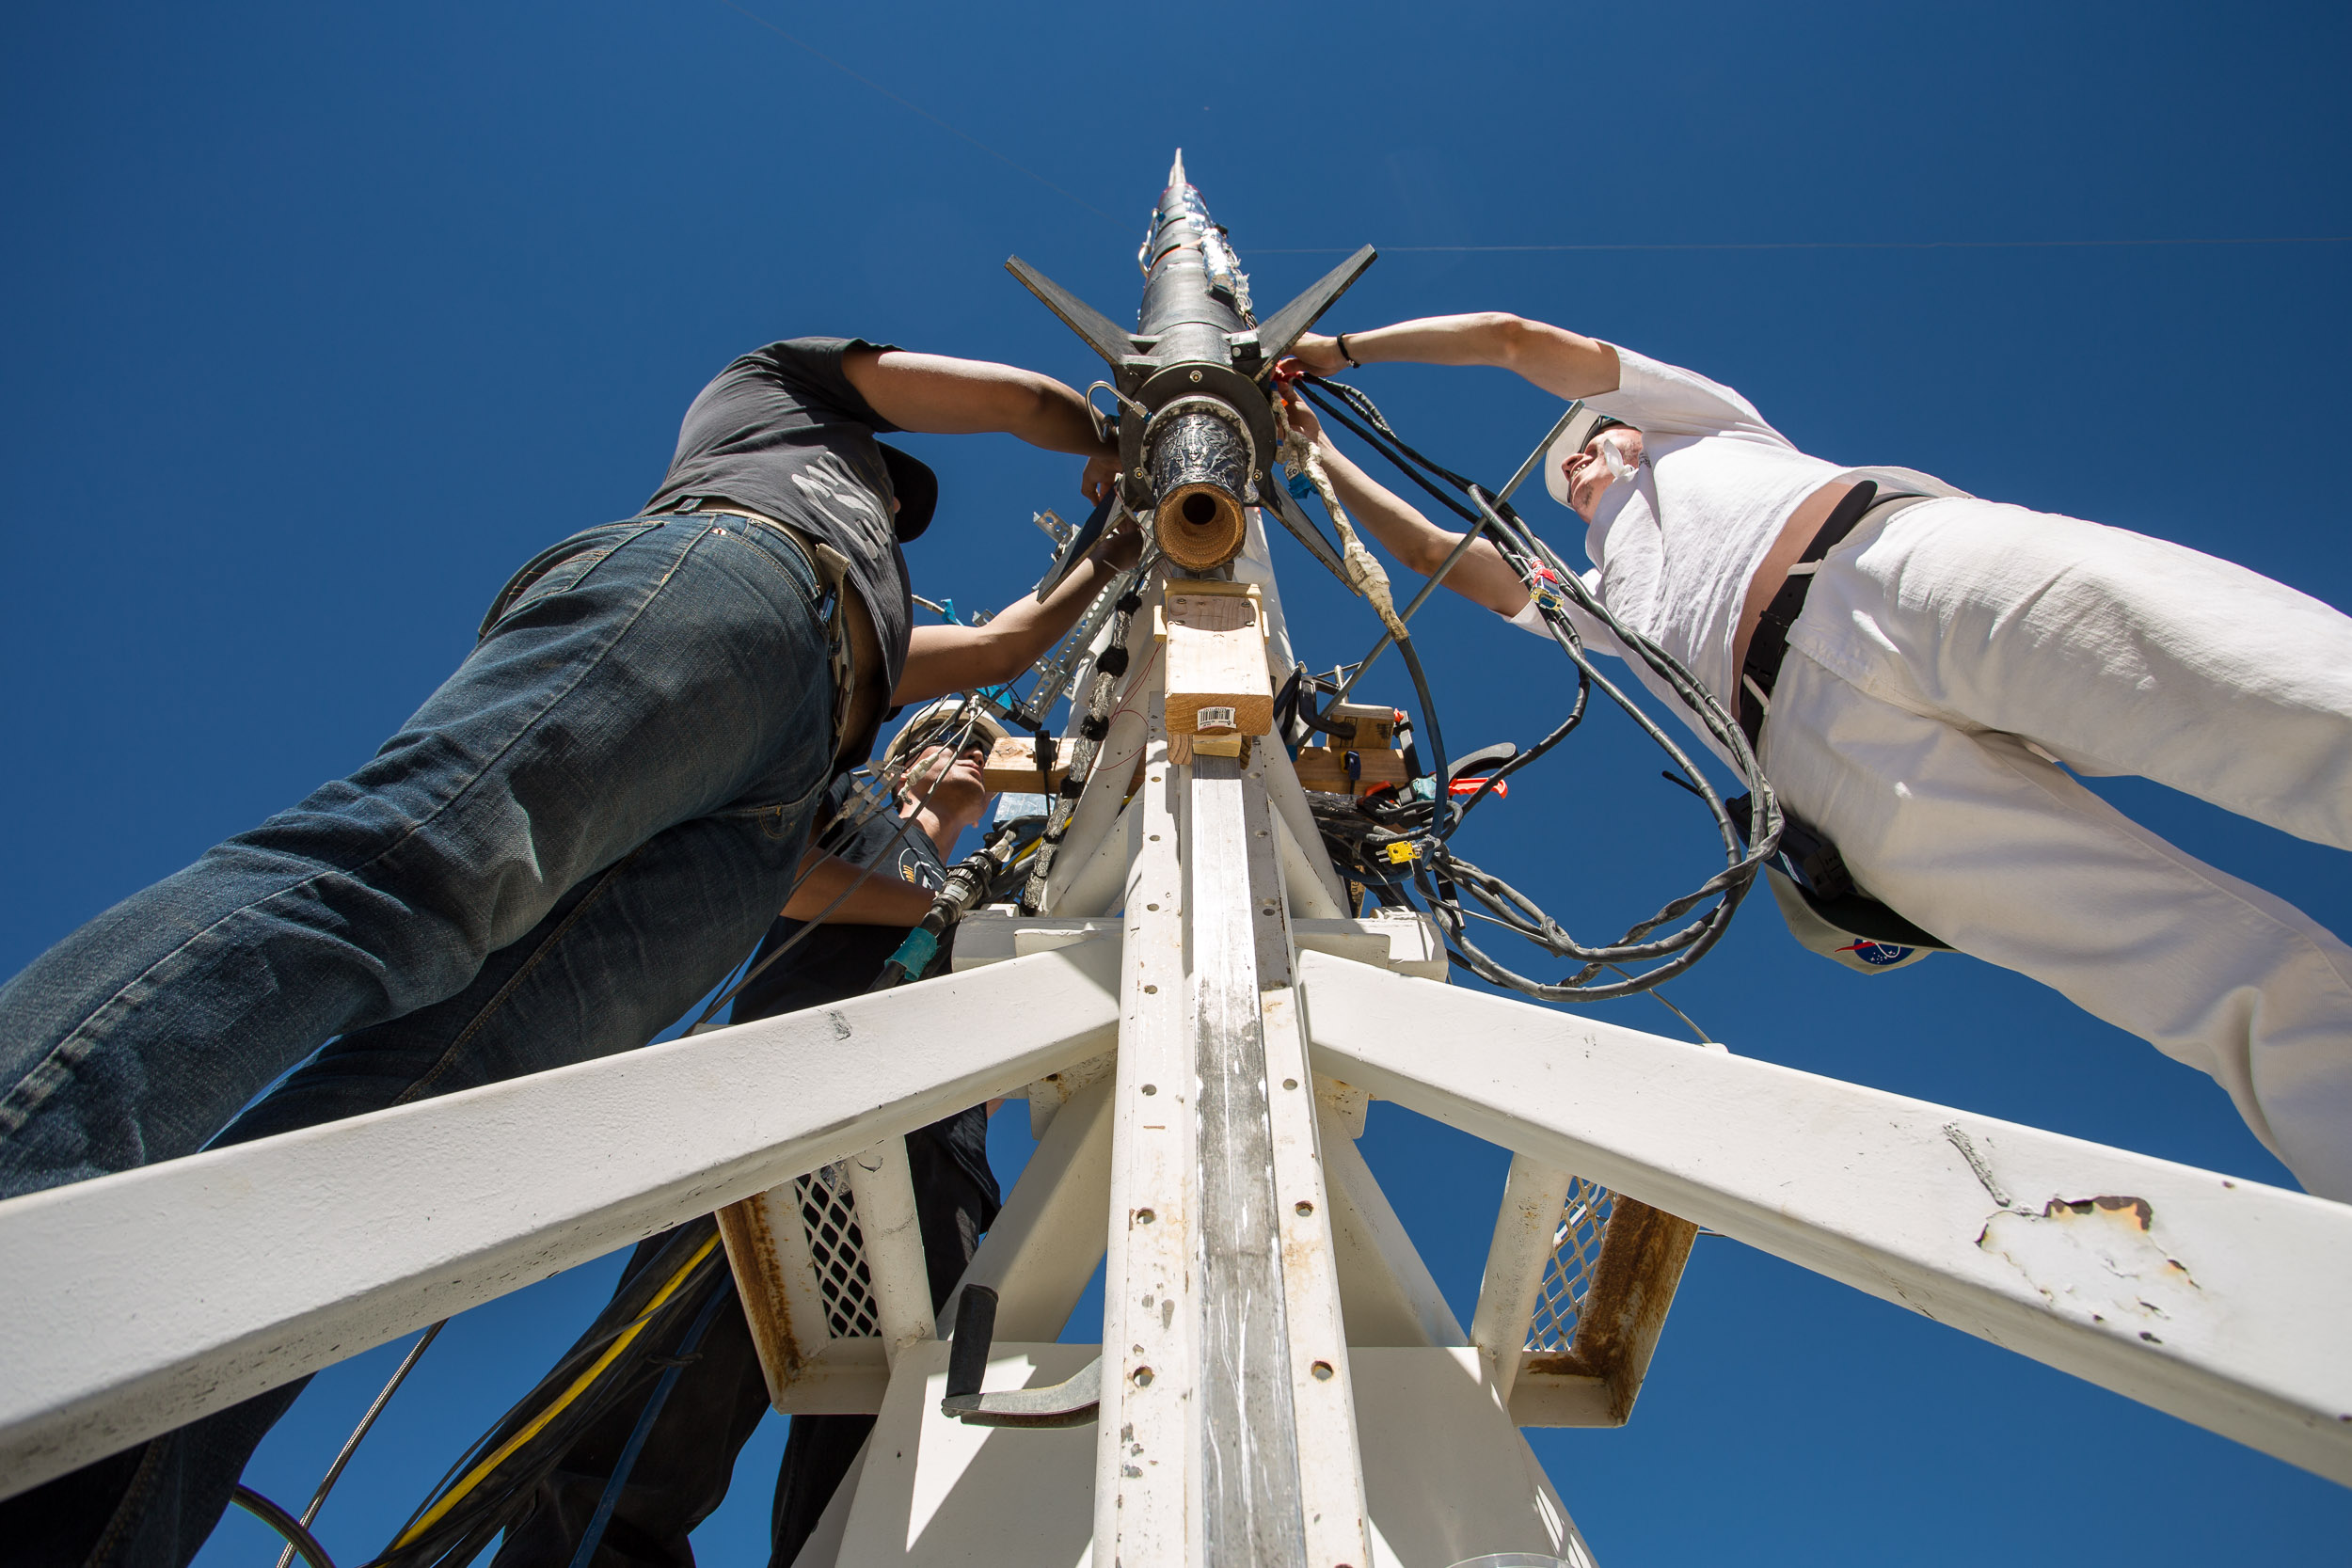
[879,443,938,543]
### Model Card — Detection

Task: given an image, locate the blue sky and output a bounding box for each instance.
[5,1,2349,1562]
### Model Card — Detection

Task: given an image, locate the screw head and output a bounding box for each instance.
[1189,369,1202,383]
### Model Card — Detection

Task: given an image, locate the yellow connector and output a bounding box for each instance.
[1383,841,1419,865]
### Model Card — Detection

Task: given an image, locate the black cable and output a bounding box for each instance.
[370,1223,733,1568]
[1298,384,1482,524]
[269,1322,444,1568]
[564,1280,734,1568]
[1021,544,1160,910]
[1282,376,1781,1000]
[233,1486,340,1568]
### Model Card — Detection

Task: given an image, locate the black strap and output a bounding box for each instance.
[1736,482,1882,749]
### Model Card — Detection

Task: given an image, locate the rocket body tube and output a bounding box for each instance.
[1134,167,1260,571]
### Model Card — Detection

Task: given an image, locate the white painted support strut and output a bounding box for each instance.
[937,1076,1114,1341]
[1295,951,2352,1485]
[1321,1106,1471,1350]
[1472,1155,1576,1401]
[0,943,1123,1499]
[1094,700,1198,1567]
[840,1137,936,1368]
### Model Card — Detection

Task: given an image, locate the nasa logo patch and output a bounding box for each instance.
[1838,939,1914,967]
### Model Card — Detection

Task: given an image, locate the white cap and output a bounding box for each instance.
[882,698,1009,777]
[1543,404,1617,508]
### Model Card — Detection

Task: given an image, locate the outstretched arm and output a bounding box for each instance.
[1289,399,1530,618]
[842,349,1120,500]
[893,516,1144,703]
[781,847,936,925]
[1286,313,1620,404]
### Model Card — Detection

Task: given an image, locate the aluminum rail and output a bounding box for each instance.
[0,942,1122,1498]
[1295,950,2352,1485]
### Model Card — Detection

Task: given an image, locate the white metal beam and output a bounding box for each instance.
[1243,740,1375,1567]
[937,1076,1113,1341]
[1261,741,1348,919]
[1093,701,1199,1566]
[1470,1155,1575,1401]
[1320,1104,1470,1350]
[1048,792,1137,917]
[0,942,1123,1498]
[1191,752,1314,1562]
[1295,951,2352,1485]
[953,910,1446,981]
[843,1138,937,1369]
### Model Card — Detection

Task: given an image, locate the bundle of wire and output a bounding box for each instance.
[1019,548,1158,911]
[1287,374,1784,1002]
[367,1219,731,1568]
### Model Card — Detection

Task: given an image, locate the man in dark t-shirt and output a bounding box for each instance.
[0,339,1119,1568]
[492,707,1018,1568]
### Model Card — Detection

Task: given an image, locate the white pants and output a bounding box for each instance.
[1761,497,2352,1200]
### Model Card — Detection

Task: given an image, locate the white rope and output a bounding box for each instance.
[1273,391,1409,643]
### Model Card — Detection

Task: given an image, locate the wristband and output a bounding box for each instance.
[1335,332,1360,369]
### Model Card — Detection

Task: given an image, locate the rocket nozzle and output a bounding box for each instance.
[1146,401,1250,571]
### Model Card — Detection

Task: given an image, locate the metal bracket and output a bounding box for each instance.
[939,1283,1103,1428]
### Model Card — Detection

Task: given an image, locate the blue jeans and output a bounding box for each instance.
[0,512,838,1567]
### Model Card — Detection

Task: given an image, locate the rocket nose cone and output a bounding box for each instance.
[1168,148,1185,187]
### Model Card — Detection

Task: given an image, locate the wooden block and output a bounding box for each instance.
[1168,732,1251,766]
[1293,743,1412,797]
[1157,580,1273,736]
[979,736,1072,794]
[1323,701,1399,750]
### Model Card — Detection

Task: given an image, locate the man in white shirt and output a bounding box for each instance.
[1284,314,2352,1202]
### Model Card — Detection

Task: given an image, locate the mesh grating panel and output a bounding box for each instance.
[1525,1177,1615,1353]
[794,1163,881,1341]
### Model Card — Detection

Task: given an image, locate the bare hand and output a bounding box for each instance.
[1279,389,1327,445]
[1100,515,1144,570]
[1080,451,1120,503]
[1284,333,1348,378]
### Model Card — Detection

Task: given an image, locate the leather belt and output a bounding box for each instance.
[1736,483,1928,751]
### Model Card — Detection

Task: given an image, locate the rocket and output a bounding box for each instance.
[1009,152,1375,574]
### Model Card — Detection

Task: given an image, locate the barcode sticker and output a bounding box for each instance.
[1197,705,1237,732]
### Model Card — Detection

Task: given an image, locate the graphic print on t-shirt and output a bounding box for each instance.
[898,846,946,891]
[790,451,896,561]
